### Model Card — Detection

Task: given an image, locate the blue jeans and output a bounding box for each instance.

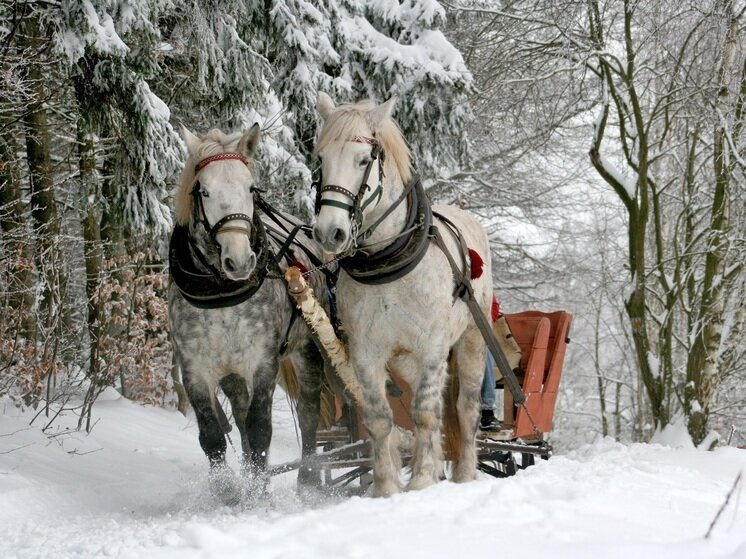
[481,351,496,411]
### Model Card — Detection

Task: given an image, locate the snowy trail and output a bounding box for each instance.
[1,392,745,559]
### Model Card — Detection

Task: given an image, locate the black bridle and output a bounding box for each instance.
[191,152,256,243]
[314,136,384,231]
[314,135,422,251]
[186,151,270,284]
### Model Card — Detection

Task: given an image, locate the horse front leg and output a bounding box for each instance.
[219,374,250,465]
[184,370,240,505]
[244,369,276,496]
[358,360,401,497]
[407,356,448,491]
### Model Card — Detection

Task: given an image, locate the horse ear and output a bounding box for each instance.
[317,91,336,120]
[369,96,398,131]
[181,125,202,155]
[238,123,261,158]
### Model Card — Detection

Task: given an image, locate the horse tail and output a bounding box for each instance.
[442,351,462,465]
[318,381,336,430]
[278,358,300,404]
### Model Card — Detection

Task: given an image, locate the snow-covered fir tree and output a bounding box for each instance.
[0,0,477,414]
[256,0,473,203]
[55,0,182,236]
[156,0,473,213]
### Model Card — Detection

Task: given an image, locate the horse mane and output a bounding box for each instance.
[174,129,254,226]
[315,100,412,185]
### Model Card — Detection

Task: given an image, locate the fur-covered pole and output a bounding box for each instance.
[284,267,364,404]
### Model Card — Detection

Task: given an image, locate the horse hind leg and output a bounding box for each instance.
[449,327,485,483]
[290,342,325,488]
[407,356,448,491]
[184,370,240,505]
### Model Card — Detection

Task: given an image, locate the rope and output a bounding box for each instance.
[519,403,542,437]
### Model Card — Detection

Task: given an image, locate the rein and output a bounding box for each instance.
[429,215,543,435]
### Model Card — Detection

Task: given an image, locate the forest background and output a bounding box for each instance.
[1,0,744,448]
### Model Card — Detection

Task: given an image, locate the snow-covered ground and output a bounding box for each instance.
[1,390,744,559]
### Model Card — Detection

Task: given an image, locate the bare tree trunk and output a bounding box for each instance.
[593,303,609,437]
[21,16,63,347]
[614,381,622,441]
[76,119,104,383]
[0,125,36,337]
[588,0,670,431]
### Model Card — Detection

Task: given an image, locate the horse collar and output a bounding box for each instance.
[168,212,270,309]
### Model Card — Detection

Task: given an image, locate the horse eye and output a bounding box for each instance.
[200,189,210,198]
[359,157,371,167]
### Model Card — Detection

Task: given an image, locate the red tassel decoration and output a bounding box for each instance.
[288,258,309,275]
[491,295,500,322]
[468,248,483,280]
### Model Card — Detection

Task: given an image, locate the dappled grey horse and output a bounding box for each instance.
[168,125,327,503]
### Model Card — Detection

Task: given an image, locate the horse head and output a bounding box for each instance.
[177,124,262,281]
[312,92,411,255]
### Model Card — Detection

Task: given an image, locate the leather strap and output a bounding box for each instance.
[429,219,526,405]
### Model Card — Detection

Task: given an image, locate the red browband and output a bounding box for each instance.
[195,152,249,172]
[348,135,377,145]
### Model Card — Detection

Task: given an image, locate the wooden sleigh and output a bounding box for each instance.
[271,309,573,487]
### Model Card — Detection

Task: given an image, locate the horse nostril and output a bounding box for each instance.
[247,253,256,270]
[224,257,236,273]
[312,226,323,244]
[332,228,347,244]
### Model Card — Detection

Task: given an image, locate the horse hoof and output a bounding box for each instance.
[296,481,328,504]
[297,467,323,489]
[407,474,438,492]
[372,480,400,498]
[243,471,270,502]
[451,468,477,484]
[209,466,241,506]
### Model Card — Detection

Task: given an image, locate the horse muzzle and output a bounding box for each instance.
[312,222,351,255]
[220,245,257,281]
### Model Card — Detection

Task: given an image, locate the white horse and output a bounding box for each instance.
[312,92,492,496]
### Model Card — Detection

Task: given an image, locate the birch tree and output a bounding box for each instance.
[451,0,746,443]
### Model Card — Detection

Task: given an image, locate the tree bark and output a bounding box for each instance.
[76,118,104,382]
[21,17,62,341]
[0,124,36,337]
[100,154,127,261]
[685,3,741,444]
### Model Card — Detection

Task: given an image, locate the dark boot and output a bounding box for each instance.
[479,409,501,432]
